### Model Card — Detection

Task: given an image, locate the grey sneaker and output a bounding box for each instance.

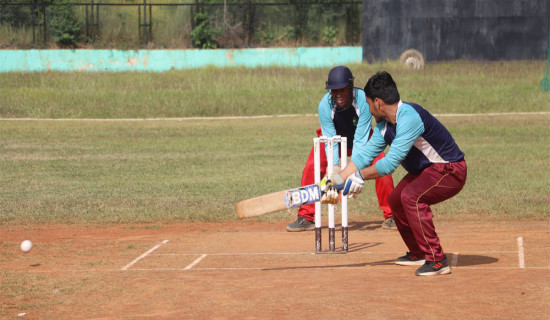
[286,216,315,232]
[382,217,397,229]
[395,252,426,266]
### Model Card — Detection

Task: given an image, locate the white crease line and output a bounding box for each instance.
[0,111,548,122]
[453,267,539,270]
[121,240,169,271]
[447,250,519,253]
[184,254,207,270]
[128,267,265,271]
[127,266,549,271]
[24,266,550,273]
[151,250,519,256]
[517,237,525,269]
[153,252,319,256]
[451,252,459,267]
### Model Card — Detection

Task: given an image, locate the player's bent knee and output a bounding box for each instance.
[400,190,419,207]
[387,190,403,213]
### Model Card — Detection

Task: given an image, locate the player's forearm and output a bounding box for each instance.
[341,160,380,181]
[359,165,382,180]
[339,161,358,180]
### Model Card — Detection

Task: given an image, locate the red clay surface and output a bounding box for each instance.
[1,220,549,319]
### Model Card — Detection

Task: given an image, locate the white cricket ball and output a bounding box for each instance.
[20,240,33,253]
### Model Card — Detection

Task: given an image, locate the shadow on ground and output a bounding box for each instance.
[348,220,385,231]
[262,259,396,271]
[448,253,499,266]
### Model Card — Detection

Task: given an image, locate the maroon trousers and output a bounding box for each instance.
[388,160,467,262]
[298,129,395,221]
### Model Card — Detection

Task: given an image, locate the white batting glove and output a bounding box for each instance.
[342,171,364,196]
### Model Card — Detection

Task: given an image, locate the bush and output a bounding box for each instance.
[47,0,83,47]
[0,2,33,28]
[322,26,337,44]
[191,11,220,49]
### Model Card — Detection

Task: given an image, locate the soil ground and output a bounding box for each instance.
[1,220,549,319]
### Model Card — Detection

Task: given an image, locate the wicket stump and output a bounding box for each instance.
[314,135,348,253]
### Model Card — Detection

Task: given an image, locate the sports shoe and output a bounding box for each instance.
[394,252,426,266]
[286,216,315,232]
[415,256,451,276]
[382,217,397,229]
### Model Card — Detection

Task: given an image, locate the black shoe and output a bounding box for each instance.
[394,252,426,266]
[382,217,397,230]
[286,216,315,232]
[415,255,451,276]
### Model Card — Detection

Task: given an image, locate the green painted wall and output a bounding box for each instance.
[0,47,362,72]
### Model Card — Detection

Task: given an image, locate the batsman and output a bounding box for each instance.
[286,66,395,232]
[324,71,467,276]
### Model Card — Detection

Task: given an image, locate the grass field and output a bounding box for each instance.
[0,61,547,118]
[0,61,549,224]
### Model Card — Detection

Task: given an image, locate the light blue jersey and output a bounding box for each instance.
[318,88,372,166]
[351,101,465,176]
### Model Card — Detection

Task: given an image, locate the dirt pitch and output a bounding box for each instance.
[1,220,549,319]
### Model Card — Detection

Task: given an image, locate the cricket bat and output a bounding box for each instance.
[237,183,344,219]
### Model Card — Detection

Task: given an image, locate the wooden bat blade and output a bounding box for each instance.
[237,183,344,219]
[237,190,286,219]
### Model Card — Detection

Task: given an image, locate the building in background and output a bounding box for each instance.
[362,0,550,62]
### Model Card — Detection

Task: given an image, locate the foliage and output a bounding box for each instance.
[0,0,362,48]
[322,26,338,44]
[0,1,33,28]
[46,1,83,47]
[189,0,359,47]
[191,11,220,49]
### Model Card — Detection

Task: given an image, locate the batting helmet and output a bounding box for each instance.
[325,66,354,90]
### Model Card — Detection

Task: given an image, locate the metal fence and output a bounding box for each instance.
[0,1,362,49]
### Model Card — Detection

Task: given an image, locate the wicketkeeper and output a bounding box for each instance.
[287,66,395,232]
